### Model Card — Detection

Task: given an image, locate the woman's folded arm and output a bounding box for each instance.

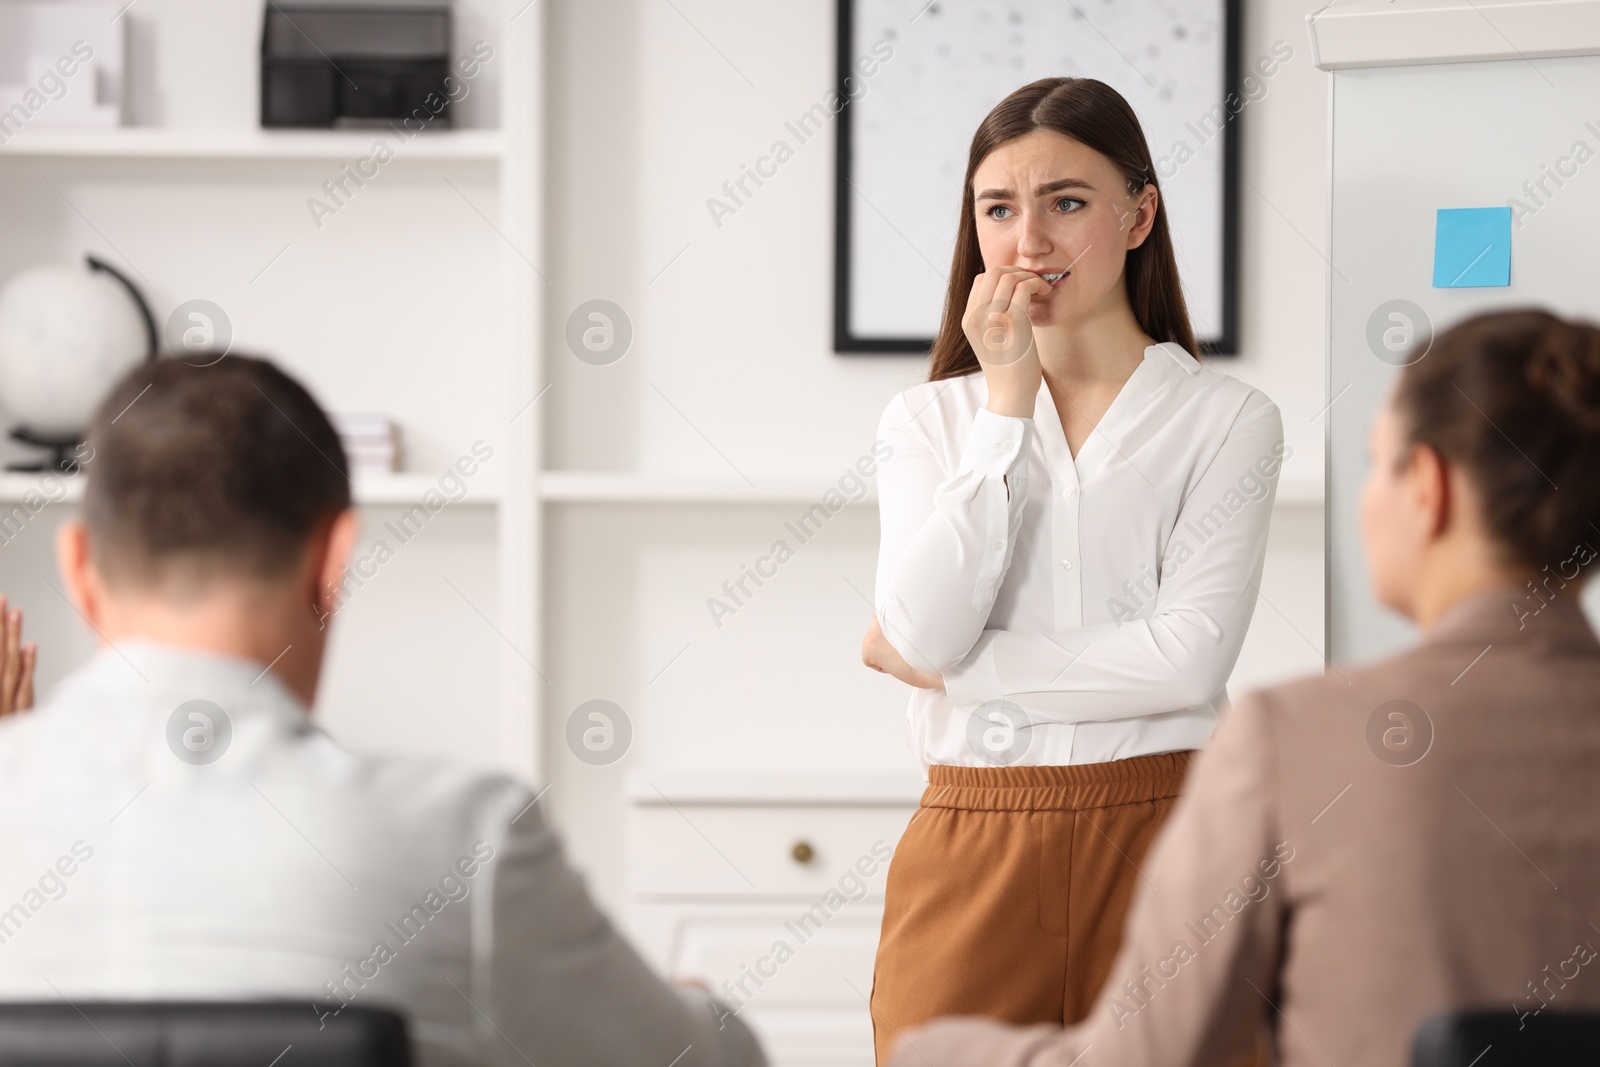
[941,398,1285,722]
[873,390,1034,674]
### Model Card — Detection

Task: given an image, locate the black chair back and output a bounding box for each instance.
[0,1002,410,1066]
[1414,1009,1600,1066]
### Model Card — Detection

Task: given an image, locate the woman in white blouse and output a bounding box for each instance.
[860,77,1283,1066]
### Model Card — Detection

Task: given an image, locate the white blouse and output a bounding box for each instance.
[873,342,1285,769]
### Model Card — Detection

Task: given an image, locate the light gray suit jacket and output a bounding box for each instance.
[0,640,764,1067]
[890,581,1600,1067]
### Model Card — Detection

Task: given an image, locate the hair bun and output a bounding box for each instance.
[1527,320,1600,431]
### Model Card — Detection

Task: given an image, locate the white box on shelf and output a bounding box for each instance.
[0,3,124,133]
[334,413,401,473]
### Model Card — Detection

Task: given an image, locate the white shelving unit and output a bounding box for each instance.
[0,0,542,782]
[0,471,504,507]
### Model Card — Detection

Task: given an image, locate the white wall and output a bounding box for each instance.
[542,0,1331,920]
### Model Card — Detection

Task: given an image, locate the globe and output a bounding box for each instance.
[0,263,151,438]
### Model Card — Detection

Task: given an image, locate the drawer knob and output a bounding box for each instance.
[790,840,815,865]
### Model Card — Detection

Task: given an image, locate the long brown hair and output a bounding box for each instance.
[927,77,1196,383]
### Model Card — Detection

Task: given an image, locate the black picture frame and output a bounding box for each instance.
[833,0,1242,356]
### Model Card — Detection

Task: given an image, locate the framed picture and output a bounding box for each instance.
[834,0,1242,355]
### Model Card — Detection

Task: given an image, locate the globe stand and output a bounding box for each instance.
[6,427,84,474]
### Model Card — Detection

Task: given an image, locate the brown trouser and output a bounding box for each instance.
[868,751,1196,1066]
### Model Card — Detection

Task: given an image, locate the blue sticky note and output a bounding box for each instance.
[1433,207,1512,288]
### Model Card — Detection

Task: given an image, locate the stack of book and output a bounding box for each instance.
[333,414,400,474]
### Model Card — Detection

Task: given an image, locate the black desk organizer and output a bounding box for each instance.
[261,3,453,128]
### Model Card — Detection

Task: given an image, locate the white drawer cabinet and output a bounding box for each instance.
[626,772,923,1067]
[631,805,913,899]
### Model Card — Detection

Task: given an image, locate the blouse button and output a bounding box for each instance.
[1061,559,1073,569]
[993,541,1004,551]
[1061,486,1075,499]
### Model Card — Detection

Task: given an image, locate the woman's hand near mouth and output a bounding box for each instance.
[963,265,1045,418]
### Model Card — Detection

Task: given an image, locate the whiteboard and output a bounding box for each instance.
[839,0,1239,351]
[1326,53,1600,663]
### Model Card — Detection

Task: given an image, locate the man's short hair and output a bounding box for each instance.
[83,355,351,587]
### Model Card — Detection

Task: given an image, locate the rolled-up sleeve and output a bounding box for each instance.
[940,396,1284,723]
[873,390,1034,674]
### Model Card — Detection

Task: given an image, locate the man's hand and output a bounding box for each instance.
[0,596,36,717]
[862,614,944,690]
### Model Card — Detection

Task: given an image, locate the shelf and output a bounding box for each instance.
[0,471,500,507]
[539,471,878,504]
[0,127,505,162]
[539,470,1327,508]
[353,471,501,505]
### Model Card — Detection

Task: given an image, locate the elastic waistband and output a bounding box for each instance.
[920,750,1196,812]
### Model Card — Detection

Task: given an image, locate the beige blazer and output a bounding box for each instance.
[889,580,1600,1067]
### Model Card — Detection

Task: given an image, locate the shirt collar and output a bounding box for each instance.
[1025,342,1197,470]
[1149,341,1201,375]
[67,637,310,720]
